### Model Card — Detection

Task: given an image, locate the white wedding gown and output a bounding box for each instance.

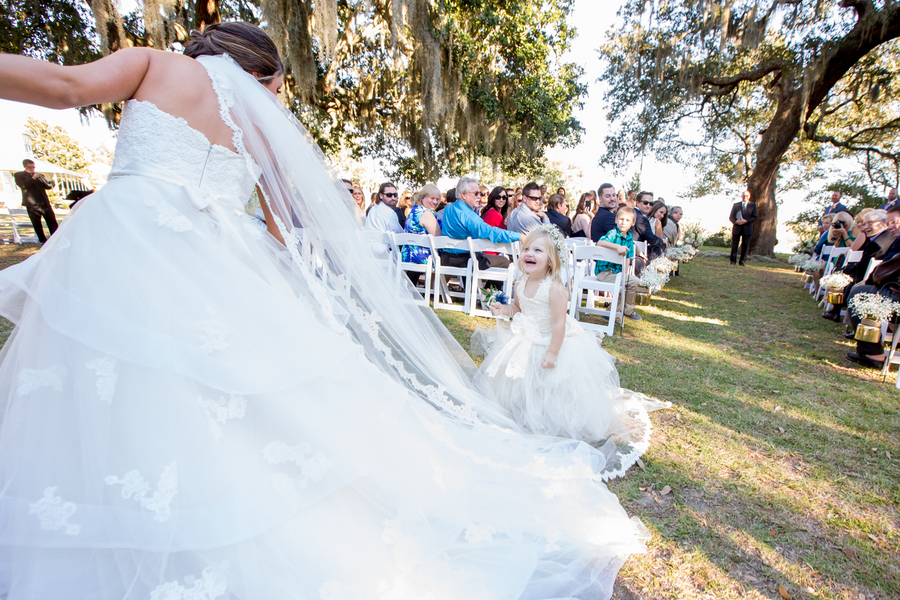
[0,58,650,600]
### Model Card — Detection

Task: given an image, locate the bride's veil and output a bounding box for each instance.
[198,55,517,429]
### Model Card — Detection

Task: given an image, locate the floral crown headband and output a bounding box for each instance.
[529,224,568,266]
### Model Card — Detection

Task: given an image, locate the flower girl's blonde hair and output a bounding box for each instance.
[518,225,567,284]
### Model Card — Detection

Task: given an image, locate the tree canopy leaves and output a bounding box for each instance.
[599,0,900,254]
[2,0,587,186]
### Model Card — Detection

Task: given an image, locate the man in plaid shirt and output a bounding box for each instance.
[595,207,643,321]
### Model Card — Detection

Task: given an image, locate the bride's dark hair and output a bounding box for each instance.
[184,22,283,80]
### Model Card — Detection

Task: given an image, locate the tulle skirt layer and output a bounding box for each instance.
[476,319,670,480]
[0,175,649,599]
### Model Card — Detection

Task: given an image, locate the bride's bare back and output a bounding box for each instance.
[0,48,237,152]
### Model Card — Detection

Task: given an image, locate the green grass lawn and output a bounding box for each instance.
[0,245,895,599]
[437,251,899,600]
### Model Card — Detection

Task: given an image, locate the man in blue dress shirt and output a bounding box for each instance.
[441,176,521,271]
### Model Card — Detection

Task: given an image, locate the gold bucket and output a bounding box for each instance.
[802,273,813,283]
[635,292,651,306]
[855,319,882,344]
[795,265,802,272]
[827,290,844,305]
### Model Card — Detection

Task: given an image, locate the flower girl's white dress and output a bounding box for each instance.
[477,275,670,479]
[0,57,649,599]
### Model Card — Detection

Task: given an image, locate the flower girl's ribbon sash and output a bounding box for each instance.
[484,313,550,379]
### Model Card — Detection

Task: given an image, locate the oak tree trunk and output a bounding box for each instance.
[747,86,804,256]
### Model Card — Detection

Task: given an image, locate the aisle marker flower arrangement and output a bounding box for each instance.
[649,256,679,274]
[639,268,669,293]
[800,258,826,272]
[789,253,811,265]
[818,272,852,290]
[848,293,900,322]
[666,246,691,261]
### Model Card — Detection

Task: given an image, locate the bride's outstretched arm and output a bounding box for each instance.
[0,48,151,109]
[255,185,286,245]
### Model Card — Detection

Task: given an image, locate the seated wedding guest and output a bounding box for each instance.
[401,183,442,267]
[823,209,895,321]
[546,194,572,237]
[478,185,490,211]
[633,191,666,259]
[850,208,873,251]
[572,192,593,238]
[844,208,900,367]
[481,186,510,228]
[813,213,835,256]
[590,183,618,242]
[441,176,520,271]
[828,211,857,248]
[436,187,455,219]
[647,200,668,243]
[595,206,643,321]
[664,205,682,247]
[617,190,626,206]
[351,185,366,215]
[366,192,379,215]
[364,182,404,238]
[557,187,566,196]
[507,181,550,234]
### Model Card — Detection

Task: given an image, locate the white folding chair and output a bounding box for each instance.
[880,321,900,378]
[390,233,434,306]
[846,250,863,265]
[816,246,848,301]
[564,238,592,290]
[568,245,627,337]
[430,236,473,313]
[6,208,38,244]
[864,258,882,282]
[466,238,518,317]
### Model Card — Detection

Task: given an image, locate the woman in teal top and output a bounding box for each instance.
[401,183,442,264]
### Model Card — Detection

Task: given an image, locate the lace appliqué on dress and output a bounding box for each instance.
[150,563,229,600]
[196,394,246,440]
[145,196,193,232]
[199,307,229,353]
[105,462,178,522]
[17,366,67,397]
[28,487,80,535]
[86,357,118,404]
[263,441,331,490]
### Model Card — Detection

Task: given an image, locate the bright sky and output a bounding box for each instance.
[2,0,861,252]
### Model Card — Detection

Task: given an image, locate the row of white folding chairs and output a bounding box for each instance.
[360,231,631,335]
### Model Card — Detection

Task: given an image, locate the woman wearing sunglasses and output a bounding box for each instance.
[480,185,510,228]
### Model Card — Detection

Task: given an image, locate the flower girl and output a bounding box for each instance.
[477,225,669,479]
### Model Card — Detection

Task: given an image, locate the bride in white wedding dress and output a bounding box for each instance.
[0,23,653,599]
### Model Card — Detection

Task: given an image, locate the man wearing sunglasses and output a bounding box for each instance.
[364,182,405,249]
[507,181,550,234]
[631,191,666,261]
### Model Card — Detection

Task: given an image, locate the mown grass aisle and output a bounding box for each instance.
[442,252,899,600]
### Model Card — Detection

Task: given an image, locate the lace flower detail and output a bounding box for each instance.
[263,441,331,489]
[150,563,229,600]
[196,394,246,440]
[86,357,118,404]
[28,487,80,535]
[17,365,67,397]
[199,307,229,353]
[106,462,178,522]
[144,196,193,232]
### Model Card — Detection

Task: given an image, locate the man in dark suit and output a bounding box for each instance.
[13,159,58,243]
[729,189,757,265]
[632,191,665,260]
[823,190,849,217]
[545,194,572,237]
[590,183,618,242]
